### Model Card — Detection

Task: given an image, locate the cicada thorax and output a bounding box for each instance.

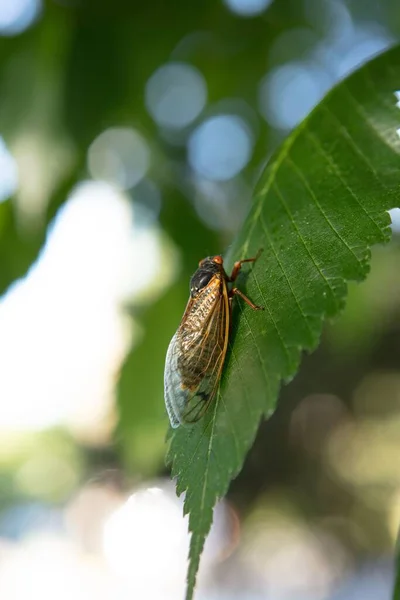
[177,274,225,391]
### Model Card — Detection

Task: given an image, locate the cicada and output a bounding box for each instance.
[164,251,263,428]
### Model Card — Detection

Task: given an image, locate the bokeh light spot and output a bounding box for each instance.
[0,181,168,436]
[193,177,250,234]
[304,0,353,43]
[145,62,207,129]
[389,207,400,233]
[0,0,41,36]
[335,26,393,79]
[0,136,18,202]
[103,486,189,596]
[258,62,330,130]
[188,114,253,181]
[88,127,150,190]
[132,178,162,224]
[102,482,230,596]
[223,0,272,17]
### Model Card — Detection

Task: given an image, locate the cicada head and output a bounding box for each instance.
[198,255,223,267]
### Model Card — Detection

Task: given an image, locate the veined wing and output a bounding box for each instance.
[164,279,230,427]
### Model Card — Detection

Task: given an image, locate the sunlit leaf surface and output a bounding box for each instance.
[167,46,400,600]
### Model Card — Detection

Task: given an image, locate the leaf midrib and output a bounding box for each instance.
[240,121,307,260]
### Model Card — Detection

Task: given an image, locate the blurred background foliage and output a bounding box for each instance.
[0,0,400,598]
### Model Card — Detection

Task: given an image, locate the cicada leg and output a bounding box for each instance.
[228,248,263,283]
[227,249,264,311]
[229,287,264,310]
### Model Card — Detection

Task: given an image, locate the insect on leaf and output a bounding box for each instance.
[167,46,400,600]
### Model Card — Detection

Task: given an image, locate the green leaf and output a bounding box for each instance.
[167,46,400,599]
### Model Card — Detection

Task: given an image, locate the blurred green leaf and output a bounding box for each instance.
[327,243,400,353]
[167,46,400,599]
[0,159,82,296]
[0,7,84,296]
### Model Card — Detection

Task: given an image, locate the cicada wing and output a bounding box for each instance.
[180,369,221,424]
[164,283,230,427]
[164,332,189,428]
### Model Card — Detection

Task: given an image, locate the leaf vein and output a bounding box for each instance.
[273,177,338,310]
[304,131,370,268]
[230,345,257,422]
[219,393,241,464]
[238,306,272,402]
[343,79,400,151]
[259,211,315,344]
[252,270,293,370]
[241,120,307,259]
